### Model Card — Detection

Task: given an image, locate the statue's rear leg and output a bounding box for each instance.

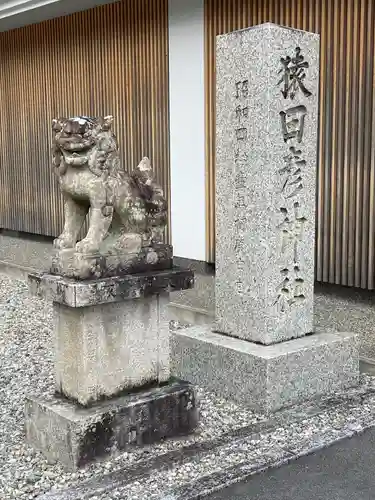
[54,196,88,249]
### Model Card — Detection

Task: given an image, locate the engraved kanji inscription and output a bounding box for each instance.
[280,105,307,143]
[277,47,312,100]
[236,127,248,141]
[235,105,249,121]
[235,80,249,99]
[234,170,246,190]
[234,80,249,145]
[234,170,246,209]
[278,146,306,198]
[274,265,306,312]
[235,216,247,234]
[273,43,313,313]
[234,192,246,209]
[277,202,307,263]
[234,149,249,162]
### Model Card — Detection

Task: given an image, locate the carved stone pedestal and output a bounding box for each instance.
[51,244,173,281]
[172,326,359,414]
[26,268,198,469]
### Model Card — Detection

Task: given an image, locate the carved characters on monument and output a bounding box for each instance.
[233,80,250,296]
[233,169,247,294]
[235,105,249,121]
[234,80,250,144]
[277,47,312,99]
[234,170,247,209]
[235,127,248,141]
[277,203,307,263]
[278,146,306,198]
[275,47,311,312]
[275,265,305,312]
[280,105,307,143]
[50,115,171,279]
[235,105,249,140]
[235,80,249,98]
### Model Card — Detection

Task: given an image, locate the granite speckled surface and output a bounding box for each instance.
[215,23,320,345]
[170,275,375,367]
[172,326,359,413]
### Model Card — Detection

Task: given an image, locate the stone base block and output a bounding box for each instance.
[171,327,359,414]
[25,380,198,470]
[52,294,171,405]
[51,244,173,280]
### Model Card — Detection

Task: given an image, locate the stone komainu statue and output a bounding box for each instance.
[51,115,171,279]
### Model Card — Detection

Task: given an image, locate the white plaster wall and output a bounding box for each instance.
[169,0,206,261]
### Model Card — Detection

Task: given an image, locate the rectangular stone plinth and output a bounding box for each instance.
[25,380,198,470]
[51,244,173,280]
[215,23,320,345]
[53,293,170,405]
[28,267,194,307]
[28,268,194,406]
[171,327,358,414]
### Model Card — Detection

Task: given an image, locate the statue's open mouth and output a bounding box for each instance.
[62,151,88,166]
[58,137,94,152]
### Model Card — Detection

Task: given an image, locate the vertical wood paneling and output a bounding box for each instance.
[205,0,375,289]
[0,0,170,241]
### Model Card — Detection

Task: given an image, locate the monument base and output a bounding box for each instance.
[50,244,173,280]
[25,380,198,471]
[171,327,359,414]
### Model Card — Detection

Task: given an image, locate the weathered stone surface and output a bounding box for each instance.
[25,380,199,470]
[54,293,170,405]
[51,243,173,280]
[172,326,359,414]
[51,116,168,278]
[215,23,320,345]
[28,267,194,307]
[25,117,199,467]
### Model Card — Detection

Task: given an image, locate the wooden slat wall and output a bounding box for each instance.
[0,0,170,241]
[205,0,375,289]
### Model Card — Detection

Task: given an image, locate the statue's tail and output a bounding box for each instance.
[130,157,161,201]
[130,157,168,228]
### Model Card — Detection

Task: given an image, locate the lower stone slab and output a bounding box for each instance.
[25,380,198,470]
[171,327,359,414]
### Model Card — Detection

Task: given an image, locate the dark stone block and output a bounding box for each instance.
[25,380,199,470]
[28,266,194,307]
[50,244,173,280]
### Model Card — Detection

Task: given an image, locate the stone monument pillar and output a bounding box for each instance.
[25,116,198,470]
[172,23,359,414]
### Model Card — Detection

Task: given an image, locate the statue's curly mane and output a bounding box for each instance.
[88,127,125,180]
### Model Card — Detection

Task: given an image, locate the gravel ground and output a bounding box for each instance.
[2,271,375,500]
[82,388,375,500]
[0,273,265,500]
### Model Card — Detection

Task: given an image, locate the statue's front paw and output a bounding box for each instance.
[53,237,75,250]
[75,239,98,254]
